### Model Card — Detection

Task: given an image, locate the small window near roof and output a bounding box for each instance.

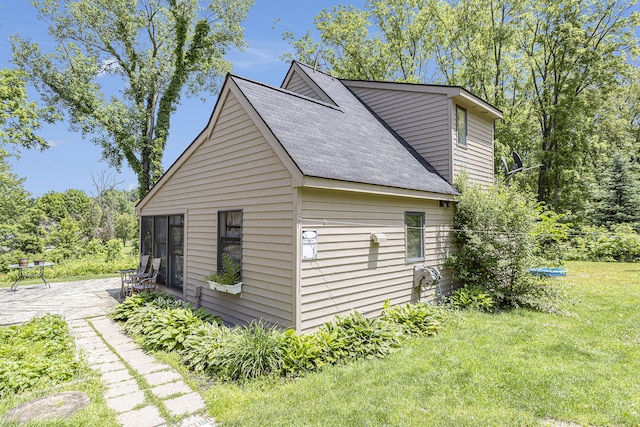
[456,106,467,147]
[405,212,424,262]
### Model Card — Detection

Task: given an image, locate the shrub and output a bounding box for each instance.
[568,224,640,262]
[380,300,445,336]
[448,286,496,312]
[104,239,123,262]
[446,179,554,309]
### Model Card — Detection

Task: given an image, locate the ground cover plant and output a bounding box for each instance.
[0,315,118,426]
[113,294,448,382]
[190,261,638,426]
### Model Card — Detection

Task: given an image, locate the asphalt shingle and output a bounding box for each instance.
[231,62,458,196]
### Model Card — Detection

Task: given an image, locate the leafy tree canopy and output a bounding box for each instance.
[0,68,57,153]
[12,0,254,198]
[286,0,639,218]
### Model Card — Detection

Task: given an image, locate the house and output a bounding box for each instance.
[135,61,502,332]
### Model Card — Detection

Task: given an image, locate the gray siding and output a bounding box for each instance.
[348,87,452,182]
[299,188,454,332]
[283,70,324,101]
[140,91,296,328]
[452,104,495,186]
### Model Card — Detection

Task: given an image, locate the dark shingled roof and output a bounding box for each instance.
[230,63,458,196]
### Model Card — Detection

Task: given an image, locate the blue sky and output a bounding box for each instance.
[1,1,364,197]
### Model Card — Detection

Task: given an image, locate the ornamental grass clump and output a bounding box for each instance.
[213,320,285,381]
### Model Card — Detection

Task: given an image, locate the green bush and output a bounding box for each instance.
[448,286,497,312]
[380,300,445,335]
[0,315,83,397]
[568,224,640,262]
[446,179,555,309]
[104,239,123,262]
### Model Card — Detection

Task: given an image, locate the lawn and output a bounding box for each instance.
[193,261,639,426]
[1,261,637,426]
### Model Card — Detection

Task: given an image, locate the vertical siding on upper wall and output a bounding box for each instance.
[348,87,452,183]
[452,104,495,186]
[140,91,296,328]
[283,70,324,101]
[299,188,454,332]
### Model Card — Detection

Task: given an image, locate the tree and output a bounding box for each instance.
[594,153,640,231]
[0,68,57,152]
[12,0,253,198]
[520,0,638,211]
[0,153,31,225]
[114,213,137,246]
[286,0,639,218]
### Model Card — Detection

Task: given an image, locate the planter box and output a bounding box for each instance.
[207,281,242,295]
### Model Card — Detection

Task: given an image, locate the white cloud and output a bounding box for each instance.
[46,139,71,148]
[227,39,291,76]
[97,58,122,77]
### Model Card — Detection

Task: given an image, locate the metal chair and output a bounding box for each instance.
[133,257,161,293]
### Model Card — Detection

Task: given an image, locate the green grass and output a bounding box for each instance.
[193,261,640,426]
[1,262,638,426]
[0,315,118,426]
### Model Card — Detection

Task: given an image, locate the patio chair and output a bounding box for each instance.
[133,257,161,294]
[130,254,151,282]
[117,255,150,298]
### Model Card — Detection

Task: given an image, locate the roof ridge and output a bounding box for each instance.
[229,74,342,112]
[292,60,338,81]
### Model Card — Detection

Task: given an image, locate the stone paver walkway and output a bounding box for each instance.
[0,279,217,426]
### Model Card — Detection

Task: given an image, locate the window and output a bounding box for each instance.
[405,212,424,262]
[140,214,184,289]
[456,105,467,147]
[218,210,242,276]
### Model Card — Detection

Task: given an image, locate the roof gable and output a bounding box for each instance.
[232,62,458,195]
[138,62,464,210]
